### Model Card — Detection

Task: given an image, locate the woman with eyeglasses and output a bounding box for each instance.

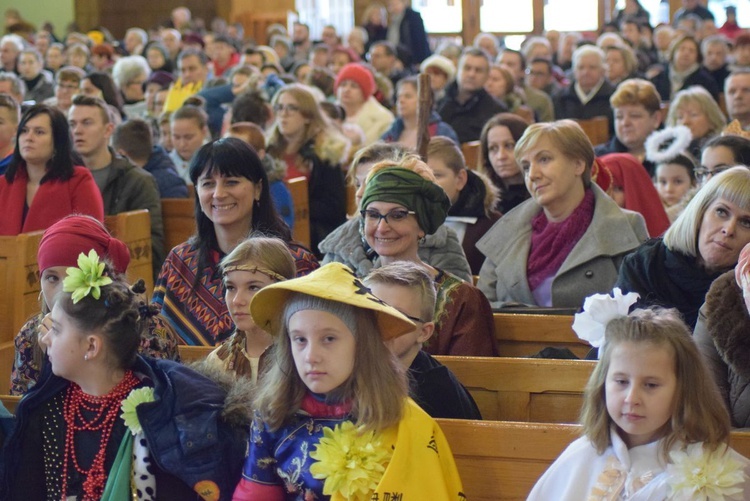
[617,167,750,329]
[359,155,497,356]
[476,120,648,309]
[698,134,750,185]
[266,84,349,255]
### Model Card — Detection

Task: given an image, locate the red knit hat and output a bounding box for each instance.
[38,215,130,274]
[334,63,375,97]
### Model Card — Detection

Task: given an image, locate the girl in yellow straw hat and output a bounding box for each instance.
[233,262,465,501]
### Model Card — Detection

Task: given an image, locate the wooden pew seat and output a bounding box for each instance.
[162,198,196,253]
[437,419,750,501]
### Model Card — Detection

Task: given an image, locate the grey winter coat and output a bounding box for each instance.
[318,216,472,282]
[476,184,647,309]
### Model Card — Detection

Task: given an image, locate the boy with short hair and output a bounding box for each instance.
[365,261,482,419]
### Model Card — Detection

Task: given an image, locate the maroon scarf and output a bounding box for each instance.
[527,189,595,291]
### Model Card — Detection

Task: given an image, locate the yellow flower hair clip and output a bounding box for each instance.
[62,249,113,303]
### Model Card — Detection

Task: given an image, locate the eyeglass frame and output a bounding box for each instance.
[694,165,731,183]
[273,103,301,114]
[360,208,416,226]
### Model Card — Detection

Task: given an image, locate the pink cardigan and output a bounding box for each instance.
[0,165,104,235]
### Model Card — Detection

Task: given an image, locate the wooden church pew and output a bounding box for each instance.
[493,313,590,358]
[435,356,594,422]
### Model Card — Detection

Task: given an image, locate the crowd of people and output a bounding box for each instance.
[0,0,749,498]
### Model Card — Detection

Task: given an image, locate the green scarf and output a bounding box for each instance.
[360,168,450,235]
[100,432,133,501]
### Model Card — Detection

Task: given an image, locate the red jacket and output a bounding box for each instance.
[0,165,104,235]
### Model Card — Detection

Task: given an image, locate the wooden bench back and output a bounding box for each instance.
[0,231,43,343]
[162,198,196,254]
[105,210,153,295]
[493,313,590,358]
[437,419,750,501]
[435,356,594,422]
[575,116,610,145]
[461,141,481,170]
[178,345,213,362]
[286,176,310,249]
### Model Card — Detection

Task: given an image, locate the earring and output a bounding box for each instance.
[84,354,89,361]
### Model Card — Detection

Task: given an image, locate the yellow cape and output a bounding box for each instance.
[332,398,466,501]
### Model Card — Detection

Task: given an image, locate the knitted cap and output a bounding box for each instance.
[420,54,456,82]
[145,70,175,90]
[334,63,375,97]
[38,215,130,274]
[284,293,359,335]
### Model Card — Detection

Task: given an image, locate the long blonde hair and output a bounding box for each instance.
[253,304,407,432]
[580,308,730,459]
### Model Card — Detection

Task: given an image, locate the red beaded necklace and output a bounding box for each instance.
[60,370,139,501]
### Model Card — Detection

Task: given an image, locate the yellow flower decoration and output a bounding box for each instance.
[309,421,392,501]
[667,443,746,500]
[120,387,155,435]
[62,249,113,303]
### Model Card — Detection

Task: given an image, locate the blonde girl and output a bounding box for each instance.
[233,263,464,500]
[529,300,750,500]
[207,235,296,382]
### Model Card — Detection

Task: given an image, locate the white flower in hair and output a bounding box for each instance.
[644,125,693,164]
[572,288,640,350]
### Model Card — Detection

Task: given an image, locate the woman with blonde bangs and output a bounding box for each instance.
[207,235,296,382]
[666,85,727,159]
[477,120,647,309]
[617,167,750,329]
[266,84,348,254]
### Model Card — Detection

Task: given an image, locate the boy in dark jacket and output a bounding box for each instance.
[365,261,482,420]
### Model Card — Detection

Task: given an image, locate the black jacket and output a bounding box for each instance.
[615,238,722,329]
[553,80,616,136]
[438,82,507,144]
[409,350,482,420]
[649,65,720,102]
[395,7,431,64]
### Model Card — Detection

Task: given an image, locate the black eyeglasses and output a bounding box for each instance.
[273,103,301,114]
[695,165,730,183]
[360,209,416,225]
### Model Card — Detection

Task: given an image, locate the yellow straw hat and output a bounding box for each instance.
[250,262,415,340]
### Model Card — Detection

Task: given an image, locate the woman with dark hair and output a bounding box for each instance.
[153,138,318,346]
[699,134,750,184]
[0,104,103,235]
[80,71,126,120]
[479,113,532,214]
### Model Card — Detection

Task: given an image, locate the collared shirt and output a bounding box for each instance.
[574,79,605,105]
